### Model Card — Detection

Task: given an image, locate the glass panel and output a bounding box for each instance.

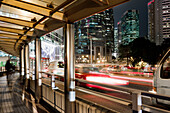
[161,52,170,79]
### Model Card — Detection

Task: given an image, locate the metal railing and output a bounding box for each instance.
[31,71,170,113]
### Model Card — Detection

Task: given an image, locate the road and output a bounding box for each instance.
[41,72,155,113]
[42,78,132,113]
[41,69,170,112]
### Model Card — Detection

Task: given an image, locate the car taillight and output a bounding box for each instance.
[149,87,157,94]
[153,87,157,92]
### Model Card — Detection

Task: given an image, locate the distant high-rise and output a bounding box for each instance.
[114,27,119,58]
[118,10,139,45]
[148,0,155,42]
[148,0,170,45]
[74,9,114,63]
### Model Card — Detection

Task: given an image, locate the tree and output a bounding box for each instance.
[130,37,160,66]
[161,38,170,53]
[118,44,131,65]
[118,37,161,66]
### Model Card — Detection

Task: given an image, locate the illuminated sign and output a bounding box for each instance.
[148,0,154,6]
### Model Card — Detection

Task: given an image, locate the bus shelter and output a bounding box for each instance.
[0,0,129,112]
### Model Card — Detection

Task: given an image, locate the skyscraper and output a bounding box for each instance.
[118,10,139,45]
[74,9,114,63]
[113,27,119,58]
[148,0,155,42]
[148,0,170,45]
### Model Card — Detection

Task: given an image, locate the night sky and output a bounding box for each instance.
[114,0,151,37]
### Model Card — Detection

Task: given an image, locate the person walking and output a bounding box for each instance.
[5,59,13,80]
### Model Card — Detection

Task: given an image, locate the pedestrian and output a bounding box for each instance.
[5,59,13,80]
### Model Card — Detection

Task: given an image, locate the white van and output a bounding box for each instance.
[153,49,170,104]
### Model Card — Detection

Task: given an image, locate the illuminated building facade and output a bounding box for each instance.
[41,28,64,62]
[113,27,119,58]
[118,10,139,45]
[74,9,114,63]
[29,28,64,62]
[148,0,155,43]
[148,0,170,45]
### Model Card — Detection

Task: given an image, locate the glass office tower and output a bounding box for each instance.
[74,9,114,63]
[118,10,139,45]
[148,0,170,45]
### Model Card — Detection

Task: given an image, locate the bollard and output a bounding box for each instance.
[132,91,142,113]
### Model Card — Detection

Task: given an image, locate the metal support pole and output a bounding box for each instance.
[29,57,31,79]
[109,49,112,62]
[35,37,42,103]
[25,45,30,80]
[24,46,26,80]
[32,59,35,80]
[105,40,107,63]
[21,48,24,80]
[24,44,29,89]
[132,91,142,113]
[64,24,76,113]
[90,37,92,65]
[20,47,24,81]
[94,46,96,63]
[19,48,22,78]
[100,46,103,59]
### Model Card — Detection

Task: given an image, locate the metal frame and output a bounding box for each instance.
[1,0,64,20]
[24,43,29,89]
[35,37,42,103]
[20,47,24,80]
[0,0,129,56]
[0,16,44,30]
[0,26,34,36]
[64,24,76,113]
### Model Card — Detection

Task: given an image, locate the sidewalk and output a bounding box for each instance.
[0,72,50,113]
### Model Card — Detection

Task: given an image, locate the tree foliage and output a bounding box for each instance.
[118,37,163,66]
[130,37,160,66]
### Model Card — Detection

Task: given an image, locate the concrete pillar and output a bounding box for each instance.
[64,24,76,113]
[35,37,42,103]
[100,46,103,59]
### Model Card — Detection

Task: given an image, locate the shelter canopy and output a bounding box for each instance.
[0,0,129,56]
